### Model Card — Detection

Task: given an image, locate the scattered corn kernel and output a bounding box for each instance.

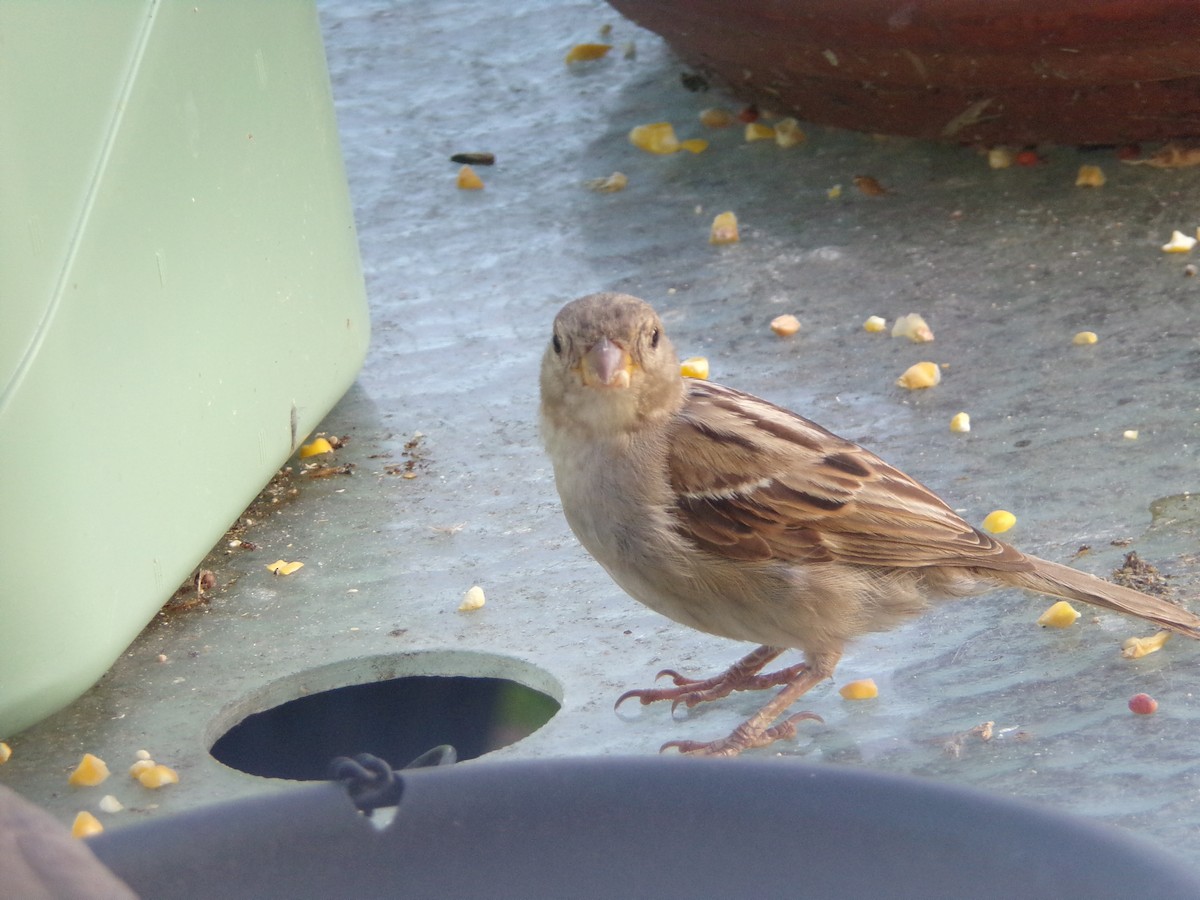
[98,794,124,814]
[895,361,941,389]
[744,122,775,142]
[891,312,934,342]
[1075,164,1106,187]
[299,437,333,458]
[863,315,887,333]
[71,811,104,838]
[680,357,709,379]
[826,184,842,199]
[839,678,879,700]
[1123,430,1139,440]
[129,759,156,778]
[629,122,681,155]
[456,165,484,190]
[678,138,709,154]
[1037,600,1081,628]
[981,510,1016,534]
[774,117,806,148]
[68,753,110,787]
[0,742,10,764]
[699,107,734,128]
[709,211,739,244]
[266,559,304,576]
[1072,331,1098,345]
[1162,230,1196,253]
[853,175,888,196]
[1121,630,1171,659]
[135,749,152,761]
[1128,693,1158,715]
[770,314,801,337]
[987,147,1013,169]
[459,585,486,611]
[584,172,628,193]
[564,43,612,64]
[136,764,179,789]
[949,412,971,433]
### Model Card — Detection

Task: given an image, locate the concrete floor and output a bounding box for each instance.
[5,0,1200,864]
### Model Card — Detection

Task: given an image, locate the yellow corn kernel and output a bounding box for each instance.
[299,437,333,458]
[629,122,680,155]
[459,585,486,611]
[0,742,11,764]
[266,559,304,576]
[826,184,842,199]
[564,43,611,64]
[1162,230,1196,253]
[744,122,775,142]
[981,510,1016,534]
[129,759,156,779]
[1072,331,1098,345]
[699,107,734,128]
[71,811,104,838]
[68,753,110,787]
[1121,630,1171,659]
[839,678,878,700]
[863,315,887,333]
[678,138,708,154]
[1037,600,1081,628]
[895,361,941,389]
[584,171,628,193]
[680,357,709,379]
[136,764,180,789]
[1123,429,1139,440]
[456,165,484,190]
[1075,164,1106,187]
[891,312,934,342]
[709,211,739,244]
[773,117,806,148]
[770,314,801,337]
[987,147,1013,169]
[949,412,971,433]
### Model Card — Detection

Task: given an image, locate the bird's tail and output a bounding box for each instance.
[1004,558,1200,639]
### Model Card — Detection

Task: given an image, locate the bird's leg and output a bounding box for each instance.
[615,645,798,713]
[661,650,841,757]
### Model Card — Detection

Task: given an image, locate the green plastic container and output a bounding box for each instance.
[0,1,369,737]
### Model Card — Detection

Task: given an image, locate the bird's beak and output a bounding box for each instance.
[580,336,633,389]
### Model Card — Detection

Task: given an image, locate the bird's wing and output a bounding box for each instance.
[665,381,1028,570]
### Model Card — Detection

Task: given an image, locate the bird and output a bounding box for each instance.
[539,292,1200,757]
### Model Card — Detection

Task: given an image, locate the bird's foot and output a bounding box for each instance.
[660,711,824,757]
[615,646,799,712]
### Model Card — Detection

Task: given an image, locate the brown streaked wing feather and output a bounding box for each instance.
[666,382,1029,571]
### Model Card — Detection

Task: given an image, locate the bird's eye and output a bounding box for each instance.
[649,327,660,349]
[552,333,563,355]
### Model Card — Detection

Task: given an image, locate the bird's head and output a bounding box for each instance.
[540,293,684,438]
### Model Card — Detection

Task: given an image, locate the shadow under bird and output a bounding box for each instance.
[539,292,1200,756]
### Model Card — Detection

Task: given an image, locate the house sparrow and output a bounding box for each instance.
[540,292,1200,756]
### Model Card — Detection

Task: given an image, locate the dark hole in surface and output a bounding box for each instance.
[210,675,559,780]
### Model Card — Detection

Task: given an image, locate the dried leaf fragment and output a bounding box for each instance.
[1121,630,1170,659]
[564,43,612,64]
[459,585,486,611]
[456,165,484,190]
[839,678,878,700]
[895,361,940,389]
[629,122,680,155]
[584,172,628,193]
[300,437,334,458]
[770,314,801,337]
[709,211,739,244]
[71,811,104,838]
[1037,600,1081,628]
[891,312,933,342]
[680,357,709,379]
[68,753,110,787]
[853,175,888,196]
[1122,141,1200,168]
[981,510,1016,534]
[267,560,304,576]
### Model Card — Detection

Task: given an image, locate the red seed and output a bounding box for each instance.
[1015,149,1041,167]
[1128,693,1158,715]
[737,104,760,123]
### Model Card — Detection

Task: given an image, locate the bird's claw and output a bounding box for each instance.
[658,710,824,757]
